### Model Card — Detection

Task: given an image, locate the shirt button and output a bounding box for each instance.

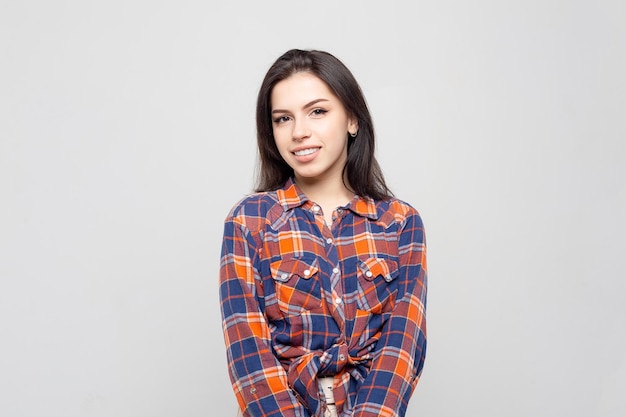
[365,271,373,278]
[250,387,257,394]
[335,297,342,305]
[338,354,346,361]
[326,238,333,244]
[312,205,320,212]
[332,267,339,274]
[281,273,289,280]
[303,269,311,277]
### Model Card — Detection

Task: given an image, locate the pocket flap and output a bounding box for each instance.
[358,258,398,282]
[270,255,319,282]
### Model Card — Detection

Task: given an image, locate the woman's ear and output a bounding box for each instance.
[348,118,359,137]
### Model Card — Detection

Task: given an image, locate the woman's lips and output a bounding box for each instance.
[293,147,320,156]
[292,147,321,162]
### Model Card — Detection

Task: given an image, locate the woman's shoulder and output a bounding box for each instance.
[376,196,424,226]
[224,190,281,224]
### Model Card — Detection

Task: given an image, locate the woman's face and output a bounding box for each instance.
[270,72,357,186]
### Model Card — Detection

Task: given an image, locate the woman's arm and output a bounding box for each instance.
[352,210,428,417]
[220,216,310,417]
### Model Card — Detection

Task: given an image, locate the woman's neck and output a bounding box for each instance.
[295,174,353,205]
[295,176,353,226]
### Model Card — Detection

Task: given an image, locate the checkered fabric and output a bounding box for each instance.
[220,178,427,417]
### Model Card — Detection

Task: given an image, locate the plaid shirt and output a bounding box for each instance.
[219,178,427,417]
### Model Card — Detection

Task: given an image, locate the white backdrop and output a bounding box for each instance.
[1,1,625,416]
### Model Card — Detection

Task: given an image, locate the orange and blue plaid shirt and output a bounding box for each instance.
[219,178,427,417]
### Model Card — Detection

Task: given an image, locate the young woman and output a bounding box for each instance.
[219,49,427,417]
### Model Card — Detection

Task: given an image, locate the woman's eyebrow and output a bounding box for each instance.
[272,98,330,114]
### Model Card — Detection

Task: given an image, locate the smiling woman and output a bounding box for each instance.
[270,72,358,223]
[219,49,428,417]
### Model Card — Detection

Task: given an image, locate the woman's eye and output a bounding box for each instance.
[273,115,291,124]
[311,108,328,116]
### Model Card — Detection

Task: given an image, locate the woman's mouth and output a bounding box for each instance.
[293,147,320,156]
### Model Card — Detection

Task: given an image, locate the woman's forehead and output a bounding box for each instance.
[271,72,338,109]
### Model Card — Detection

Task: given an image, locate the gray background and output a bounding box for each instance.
[1,0,625,416]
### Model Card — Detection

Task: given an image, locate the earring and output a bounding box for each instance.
[350,131,358,138]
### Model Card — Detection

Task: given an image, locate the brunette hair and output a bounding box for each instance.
[254,49,393,200]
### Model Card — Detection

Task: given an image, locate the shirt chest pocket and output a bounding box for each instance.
[356,257,399,314]
[270,255,323,315]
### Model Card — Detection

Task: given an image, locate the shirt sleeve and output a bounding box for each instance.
[351,210,428,417]
[219,216,310,417]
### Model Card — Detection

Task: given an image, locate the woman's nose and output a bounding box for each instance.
[292,119,310,141]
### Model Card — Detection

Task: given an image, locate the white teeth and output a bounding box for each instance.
[293,148,319,156]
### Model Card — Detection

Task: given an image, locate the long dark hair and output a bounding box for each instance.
[255,49,392,200]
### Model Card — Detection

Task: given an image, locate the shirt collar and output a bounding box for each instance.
[276,178,310,211]
[346,195,379,220]
[277,178,380,220]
